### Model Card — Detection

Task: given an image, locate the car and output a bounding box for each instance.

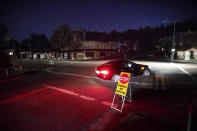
[95,60,151,84]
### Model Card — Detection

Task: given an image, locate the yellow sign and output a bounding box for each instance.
[115,72,131,96]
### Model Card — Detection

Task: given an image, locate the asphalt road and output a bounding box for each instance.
[0,60,197,131]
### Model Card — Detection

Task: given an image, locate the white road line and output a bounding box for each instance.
[170,62,197,81]
[79,95,96,101]
[46,68,98,79]
[45,85,79,96]
[43,84,113,107]
[43,84,95,101]
[101,101,112,106]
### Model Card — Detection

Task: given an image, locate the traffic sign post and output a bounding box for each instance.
[111,72,132,113]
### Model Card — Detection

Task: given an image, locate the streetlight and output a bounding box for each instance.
[162,20,176,60]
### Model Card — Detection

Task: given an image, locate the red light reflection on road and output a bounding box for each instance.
[43,84,117,107]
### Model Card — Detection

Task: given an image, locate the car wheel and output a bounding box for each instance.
[111,74,120,87]
[143,69,151,77]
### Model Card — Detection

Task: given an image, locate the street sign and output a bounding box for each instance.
[111,72,132,113]
[115,72,131,96]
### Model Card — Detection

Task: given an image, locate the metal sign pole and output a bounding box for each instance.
[111,91,117,109]
[111,94,126,113]
[125,82,132,102]
[120,93,126,113]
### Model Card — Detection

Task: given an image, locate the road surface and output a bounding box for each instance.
[0,60,197,131]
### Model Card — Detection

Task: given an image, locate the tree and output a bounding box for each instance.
[21,38,31,51]
[110,30,119,41]
[30,33,51,52]
[8,39,20,52]
[72,29,84,48]
[0,24,8,41]
[0,24,8,50]
[21,33,51,52]
[51,24,79,50]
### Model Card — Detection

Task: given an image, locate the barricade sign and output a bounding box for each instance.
[115,72,130,96]
[111,72,132,113]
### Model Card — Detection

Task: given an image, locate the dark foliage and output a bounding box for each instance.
[85,17,197,53]
[21,33,51,52]
[1,17,197,54]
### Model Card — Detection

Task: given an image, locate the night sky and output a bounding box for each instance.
[1,0,197,41]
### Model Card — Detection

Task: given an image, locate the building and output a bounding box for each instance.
[176,31,197,60]
[158,31,197,60]
[17,41,120,60]
[177,47,197,60]
[61,41,119,60]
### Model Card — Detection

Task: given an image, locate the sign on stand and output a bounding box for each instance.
[111,72,132,113]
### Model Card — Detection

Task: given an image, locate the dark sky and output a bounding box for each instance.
[1,0,197,41]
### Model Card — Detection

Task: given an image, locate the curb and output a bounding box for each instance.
[0,76,22,84]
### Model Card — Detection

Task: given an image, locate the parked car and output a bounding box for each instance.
[95,60,151,83]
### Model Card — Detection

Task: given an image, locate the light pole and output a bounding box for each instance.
[162,20,176,60]
[81,29,86,60]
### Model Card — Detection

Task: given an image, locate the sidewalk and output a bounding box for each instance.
[171,59,197,64]
[131,57,197,64]
[0,76,22,84]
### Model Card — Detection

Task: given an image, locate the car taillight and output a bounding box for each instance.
[96,69,109,75]
[100,70,109,75]
[96,70,100,74]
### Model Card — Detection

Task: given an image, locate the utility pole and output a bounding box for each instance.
[162,20,176,60]
[82,29,86,60]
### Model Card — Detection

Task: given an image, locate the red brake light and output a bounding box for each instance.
[100,70,109,75]
[96,70,100,74]
[96,69,109,75]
